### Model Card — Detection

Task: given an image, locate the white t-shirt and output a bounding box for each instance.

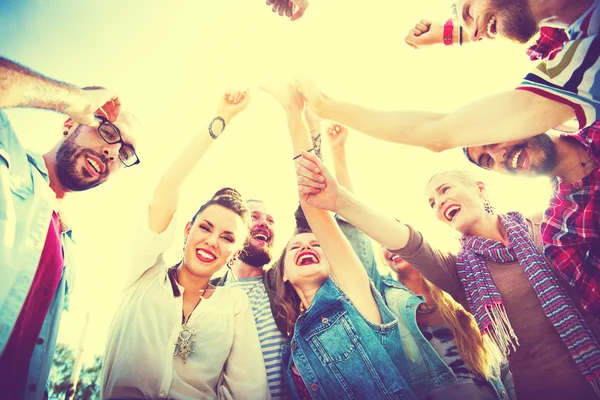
[101,217,269,400]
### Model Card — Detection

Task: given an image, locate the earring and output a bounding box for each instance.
[483,197,495,214]
[63,131,68,136]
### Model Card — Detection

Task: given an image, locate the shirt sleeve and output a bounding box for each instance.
[124,211,179,288]
[219,289,270,400]
[516,33,600,129]
[388,223,468,308]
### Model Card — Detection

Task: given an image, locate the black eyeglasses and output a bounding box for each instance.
[95,115,140,167]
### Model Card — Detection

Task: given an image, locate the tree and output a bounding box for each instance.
[48,343,102,400]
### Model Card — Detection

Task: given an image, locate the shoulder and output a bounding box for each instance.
[216,286,251,314]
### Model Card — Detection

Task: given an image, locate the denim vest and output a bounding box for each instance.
[281,278,417,400]
[380,277,508,399]
[0,111,75,399]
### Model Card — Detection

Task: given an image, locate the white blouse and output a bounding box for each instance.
[101,217,269,400]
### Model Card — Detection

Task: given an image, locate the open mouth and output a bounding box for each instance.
[485,15,498,38]
[443,204,461,222]
[507,148,529,171]
[295,250,320,266]
[251,228,271,245]
[390,254,403,263]
[83,154,106,177]
[196,248,216,263]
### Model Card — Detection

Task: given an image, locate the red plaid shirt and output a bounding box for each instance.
[542,122,600,318]
[526,26,569,61]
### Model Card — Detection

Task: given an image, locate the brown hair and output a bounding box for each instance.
[264,225,313,338]
[190,187,250,228]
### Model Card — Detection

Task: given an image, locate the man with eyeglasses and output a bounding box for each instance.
[0,56,140,400]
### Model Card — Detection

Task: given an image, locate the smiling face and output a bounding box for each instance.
[282,232,330,286]
[183,204,248,278]
[454,0,538,43]
[466,133,558,177]
[56,112,140,192]
[239,201,276,268]
[380,247,412,274]
[426,172,488,235]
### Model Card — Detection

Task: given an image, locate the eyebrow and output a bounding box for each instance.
[428,184,446,204]
[200,219,235,236]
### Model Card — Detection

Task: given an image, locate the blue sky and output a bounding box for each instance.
[1,0,553,361]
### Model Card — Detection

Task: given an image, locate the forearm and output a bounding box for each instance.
[149,113,231,233]
[320,90,575,151]
[334,188,410,251]
[0,57,84,112]
[330,146,354,193]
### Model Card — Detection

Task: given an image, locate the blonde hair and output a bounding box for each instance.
[379,249,500,379]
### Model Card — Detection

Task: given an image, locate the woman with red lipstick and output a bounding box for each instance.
[294,154,600,399]
[101,90,269,399]
[262,83,417,400]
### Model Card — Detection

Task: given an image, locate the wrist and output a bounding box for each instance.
[334,186,351,214]
[330,144,346,153]
[64,86,90,116]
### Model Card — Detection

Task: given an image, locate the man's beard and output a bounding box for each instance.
[490,0,538,43]
[239,240,272,268]
[507,133,558,175]
[56,127,107,192]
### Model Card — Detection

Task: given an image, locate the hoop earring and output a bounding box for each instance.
[483,197,495,214]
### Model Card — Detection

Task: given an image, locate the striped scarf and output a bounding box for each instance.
[457,212,600,395]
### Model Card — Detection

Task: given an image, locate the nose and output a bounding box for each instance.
[103,143,121,162]
[489,146,507,163]
[204,232,218,248]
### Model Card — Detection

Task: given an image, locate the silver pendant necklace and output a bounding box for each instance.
[173,272,210,363]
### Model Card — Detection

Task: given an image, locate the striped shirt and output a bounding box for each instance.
[516,0,600,129]
[226,275,289,400]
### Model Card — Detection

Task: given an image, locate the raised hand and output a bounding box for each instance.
[266,0,309,21]
[296,149,340,211]
[293,78,328,117]
[404,19,444,49]
[68,87,121,127]
[260,82,304,113]
[326,123,348,149]
[217,89,251,119]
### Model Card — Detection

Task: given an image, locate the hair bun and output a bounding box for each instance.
[213,187,243,200]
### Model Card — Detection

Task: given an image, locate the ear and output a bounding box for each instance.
[184,221,192,239]
[63,118,76,131]
[476,181,487,198]
[282,270,289,283]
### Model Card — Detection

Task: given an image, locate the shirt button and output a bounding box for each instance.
[501,391,507,398]
[36,338,44,345]
[311,383,319,392]
[291,343,297,350]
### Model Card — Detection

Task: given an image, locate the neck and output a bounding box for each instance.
[43,149,67,199]
[532,0,593,27]
[468,214,509,246]
[396,268,428,295]
[293,282,321,310]
[177,262,211,294]
[230,259,264,279]
[552,137,596,183]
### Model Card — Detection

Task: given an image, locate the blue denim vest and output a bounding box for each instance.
[336,218,508,399]
[281,278,417,400]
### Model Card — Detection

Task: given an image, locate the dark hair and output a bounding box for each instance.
[264,219,313,338]
[190,187,250,228]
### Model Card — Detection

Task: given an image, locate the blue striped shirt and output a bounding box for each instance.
[226,275,289,400]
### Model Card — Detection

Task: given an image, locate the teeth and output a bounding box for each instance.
[510,149,522,170]
[87,158,100,173]
[196,249,215,260]
[298,254,318,265]
[487,16,497,37]
[444,205,461,221]
[390,255,400,261]
[254,234,268,241]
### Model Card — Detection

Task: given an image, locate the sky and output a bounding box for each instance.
[0,0,554,365]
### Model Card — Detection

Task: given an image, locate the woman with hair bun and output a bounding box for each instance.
[101,90,269,400]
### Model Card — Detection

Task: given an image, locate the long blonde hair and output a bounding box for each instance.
[423,278,501,379]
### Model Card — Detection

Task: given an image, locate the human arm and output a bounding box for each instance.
[405,19,469,49]
[326,123,354,194]
[0,57,121,126]
[148,90,250,234]
[220,290,270,400]
[295,80,575,152]
[295,151,467,303]
[262,83,383,324]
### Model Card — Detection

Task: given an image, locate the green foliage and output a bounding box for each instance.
[48,343,102,400]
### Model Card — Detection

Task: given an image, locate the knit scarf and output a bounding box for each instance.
[457,212,600,395]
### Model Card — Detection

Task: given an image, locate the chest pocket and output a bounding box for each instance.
[305,309,359,364]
